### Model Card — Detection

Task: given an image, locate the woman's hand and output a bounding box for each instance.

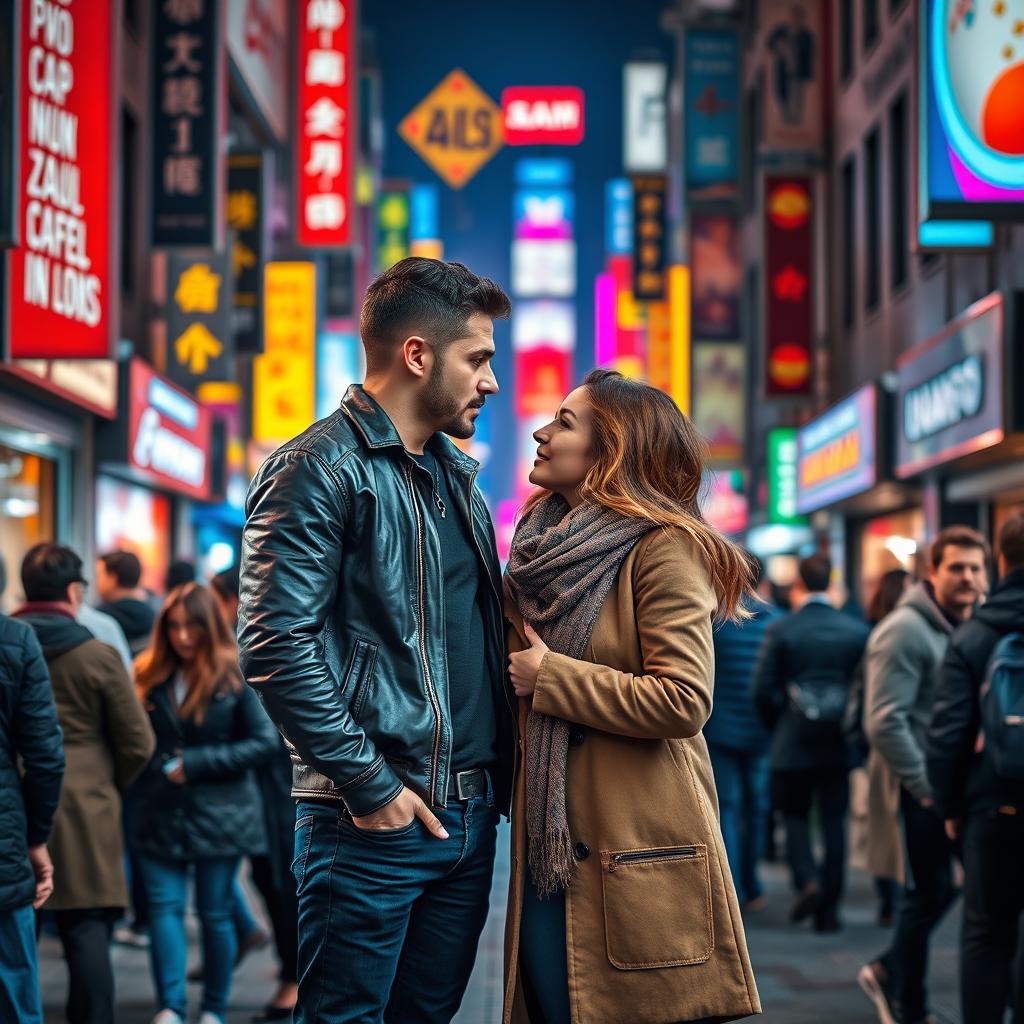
[508,624,549,697]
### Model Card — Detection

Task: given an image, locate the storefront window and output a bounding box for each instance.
[0,446,57,610]
[95,476,172,599]
[859,508,926,610]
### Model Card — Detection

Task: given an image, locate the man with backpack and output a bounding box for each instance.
[927,514,1024,1024]
[754,553,870,931]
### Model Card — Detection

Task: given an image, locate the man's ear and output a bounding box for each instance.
[401,336,430,379]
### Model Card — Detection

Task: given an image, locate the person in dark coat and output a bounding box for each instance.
[134,583,277,1024]
[0,552,65,1024]
[95,551,156,656]
[754,553,870,931]
[704,552,782,908]
[927,514,1024,1024]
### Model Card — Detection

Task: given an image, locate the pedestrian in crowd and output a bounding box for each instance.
[209,564,298,1022]
[504,370,760,1024]
[75,602,133,674]
[704,552,782,911]
[165,560,196,595]
[859,526,989,1024]
[753,554,870,933]
[13,543,155,1024]
[0,557,64,1024]
[239,257,515,1024]
[96,551,157,656]
[134,582,277,1024]
[927,514,1024,1024]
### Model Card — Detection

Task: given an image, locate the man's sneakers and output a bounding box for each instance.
[790,882,820,923]
[149,1012,184,1024]
[858,962,898,1024]
[113,922,151,949]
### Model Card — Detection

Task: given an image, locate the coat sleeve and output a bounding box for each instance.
[11,626,65,847]
[926,630,982,818]
[752,619,787,730]
[183,685,280,782]
[864,611,932,802]
[237,450,402,817]
[529,529,716,739]
[95,644,156,788]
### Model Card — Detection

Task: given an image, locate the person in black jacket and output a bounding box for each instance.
[927,514,1024,1024]
[134,583,278,1024]
[0,565,65,1024]
[754,553,870,931]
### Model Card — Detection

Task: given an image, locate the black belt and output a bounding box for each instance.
[446,768,490,801]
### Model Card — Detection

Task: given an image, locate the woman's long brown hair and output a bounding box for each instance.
[524,369,754,622]
[135,582,241,723]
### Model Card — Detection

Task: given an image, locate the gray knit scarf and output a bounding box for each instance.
[504,494,654,897]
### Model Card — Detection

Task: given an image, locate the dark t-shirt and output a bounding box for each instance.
[409,449,497,772]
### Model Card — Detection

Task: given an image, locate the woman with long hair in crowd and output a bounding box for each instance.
[133,583,277,1024]
[502,369,761,1023]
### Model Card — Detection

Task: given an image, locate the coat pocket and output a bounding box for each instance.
[344,638,379,720]
[600,844,713,969]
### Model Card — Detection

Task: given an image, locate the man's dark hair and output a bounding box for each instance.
[930,525,990,570]
[165,560,196,592]
[798,553,832,593]
[22,543,85,603]
[359,257,511,373]
[745,551,766,588]
[211,564,240,601]
[99,550,142,589]
[998,514,1024,572]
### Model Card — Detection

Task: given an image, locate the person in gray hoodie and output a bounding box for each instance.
[858,526,989,1024]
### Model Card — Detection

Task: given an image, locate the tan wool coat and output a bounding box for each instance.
[503,527,761,1024]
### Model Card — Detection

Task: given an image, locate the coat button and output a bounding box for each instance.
[569,728,585,746]
[574,841,590,860]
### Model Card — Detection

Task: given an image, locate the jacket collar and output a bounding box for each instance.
[341,384,479,476]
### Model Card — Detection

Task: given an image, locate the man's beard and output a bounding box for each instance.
[418,355,480,439]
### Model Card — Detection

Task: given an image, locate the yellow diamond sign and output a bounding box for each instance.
[399,69,504,189]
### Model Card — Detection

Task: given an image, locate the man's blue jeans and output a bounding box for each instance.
[0,903,43,1024]
[708,744,771,905]
[293,793,500,1024]
[139,855,240,1022]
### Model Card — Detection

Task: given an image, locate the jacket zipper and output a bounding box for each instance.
[403,462,444,806]
[608,846,698,872]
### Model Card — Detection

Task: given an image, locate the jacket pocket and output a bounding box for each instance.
[344,638,379,720]
[601,844,713,969]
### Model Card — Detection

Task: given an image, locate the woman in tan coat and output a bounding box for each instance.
[503,369,761,1024]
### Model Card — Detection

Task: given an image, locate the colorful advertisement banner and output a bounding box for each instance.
[605,179,632,256]
[377,187,410,272]
[796,384,877,513]
[296,0,356,246]
[767,427,806,525]
[624,62,667,172]
[764,175,813,396]
[513,189,574,240]
[684,28,740,199]
[253,262,316,442]
[150,0,224,248]
[632,174,667,301]
[691,213,741,340]
[95,475,171,595]
[701,469,748,535]
[693,342,744,466]
[895,292,1005,478]
[7,0,115,358]
[761,0,823,153]
[502,86,585,146]
[227,152,265,353]
[919,0,1024,220]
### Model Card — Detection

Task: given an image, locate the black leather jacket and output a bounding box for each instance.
[238,386,515,817]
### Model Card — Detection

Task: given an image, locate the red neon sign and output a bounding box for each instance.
[502,87,585,146]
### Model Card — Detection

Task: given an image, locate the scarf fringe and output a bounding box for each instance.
[528,823,576,899]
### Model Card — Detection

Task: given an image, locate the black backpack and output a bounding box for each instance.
[981,632,1024,781]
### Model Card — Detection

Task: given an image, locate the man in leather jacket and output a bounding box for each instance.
[238,257,514,1024]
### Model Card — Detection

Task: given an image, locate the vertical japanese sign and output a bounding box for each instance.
[764,175,813,397]
[623,62,667,172]
[767,427,806,524]
[684,28,740,200]
[0,0,16,246]
[604,179,632,256]
[150,0,224,248]
[377,186,410,272]
[296,0,356,247]
[632,174,667,301]
[7,0,115,358]
[165,251,234,393]
[253,262,316,442]
[227,152,264,353]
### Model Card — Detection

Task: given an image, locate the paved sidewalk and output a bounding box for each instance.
[41,825,962,1023]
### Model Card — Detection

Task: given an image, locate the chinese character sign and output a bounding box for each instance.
[150,0,224,248]
[764,175,813,396]
[684,28,740,199]
[7,0,115,358]
[227,152,265,353]
[631,174,667,301]
[297,0,356,247]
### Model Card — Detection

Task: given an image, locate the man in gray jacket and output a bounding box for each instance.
[858,526,989,1024]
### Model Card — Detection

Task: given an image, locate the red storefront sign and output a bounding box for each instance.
[502,87,585,146]
[6,0,116,358]
[764,175,813,396]
[296,0,356,247]
[127,359,212,500]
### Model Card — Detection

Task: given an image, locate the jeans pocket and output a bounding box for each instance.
[340,816,420,840]
[292,813,317,888]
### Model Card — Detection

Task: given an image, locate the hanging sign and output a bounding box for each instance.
[226,152,265,353]
[632,174,667,301]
